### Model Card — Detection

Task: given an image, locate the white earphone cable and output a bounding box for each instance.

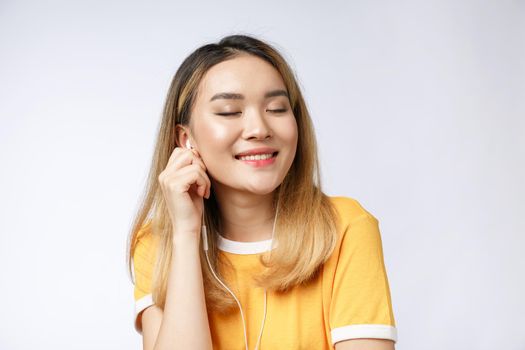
[201,201,278,350]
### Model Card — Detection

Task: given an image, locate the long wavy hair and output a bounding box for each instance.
[126,34,339,314]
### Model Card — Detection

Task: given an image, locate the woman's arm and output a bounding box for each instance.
[141,233,212,350]
[335,339,395,350]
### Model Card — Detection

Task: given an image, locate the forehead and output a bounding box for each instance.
[197,54,286,100]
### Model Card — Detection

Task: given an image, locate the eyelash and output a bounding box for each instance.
[216,109,288,116]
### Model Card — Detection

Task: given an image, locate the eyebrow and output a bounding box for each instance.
[209,89,289,102]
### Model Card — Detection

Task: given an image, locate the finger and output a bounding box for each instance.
[190,163,211,198]
[191,153,207,172]
[190,147,203,159]
[189,165,210,199]
[165,146,185,169]
[163,150,211,199]
[168,164,210,198]
[180,165,209,197]
[163,148,194,175]
[188,152,211,198]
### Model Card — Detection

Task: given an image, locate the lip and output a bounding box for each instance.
[236,153,278,168]
[235,147,279,158]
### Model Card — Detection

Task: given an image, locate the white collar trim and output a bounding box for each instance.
[217,234,276,254]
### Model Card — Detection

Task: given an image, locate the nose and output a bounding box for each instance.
[241,107,273,141]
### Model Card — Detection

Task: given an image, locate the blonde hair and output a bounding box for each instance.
[126,34,339,314]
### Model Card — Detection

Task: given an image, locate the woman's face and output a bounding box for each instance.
[187,54,298,196]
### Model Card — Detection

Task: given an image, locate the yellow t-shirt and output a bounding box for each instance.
[132,196,397,348]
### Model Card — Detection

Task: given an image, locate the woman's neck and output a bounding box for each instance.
[213,188,276,242]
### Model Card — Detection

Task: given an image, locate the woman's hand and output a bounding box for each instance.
[158,146,211,240]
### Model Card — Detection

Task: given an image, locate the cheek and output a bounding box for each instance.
[197,118,236,152]
[196,122,237,169]
[282,117,299,146]
[200,122,231,144]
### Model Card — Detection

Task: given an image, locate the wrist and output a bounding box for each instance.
[172,230,201,248]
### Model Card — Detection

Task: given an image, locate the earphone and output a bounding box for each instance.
[201,203,277,350]
[184,135,270,348]
[189,134,276,348]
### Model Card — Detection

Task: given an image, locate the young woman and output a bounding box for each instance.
[127,34,397,350]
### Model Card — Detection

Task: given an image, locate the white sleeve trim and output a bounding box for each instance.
[331,324,398,345]
[134,294,154,333]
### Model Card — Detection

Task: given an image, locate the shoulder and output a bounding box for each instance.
[327,195,378,230]
[322,196,382,269]
[133,220,160,261]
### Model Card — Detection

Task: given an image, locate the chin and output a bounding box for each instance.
[214,175,284,195]
[247,182,283,195]
[248,188,277,195]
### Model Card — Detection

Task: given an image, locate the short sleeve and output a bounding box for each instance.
[132,230,158,334]
[329,214,398,345]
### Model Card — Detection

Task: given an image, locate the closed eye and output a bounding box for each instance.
[215,112,241,116]
[215,109,287,116]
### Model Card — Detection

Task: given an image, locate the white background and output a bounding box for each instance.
[1,0,523,349]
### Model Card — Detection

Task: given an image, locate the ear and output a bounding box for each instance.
[175,124,192,149]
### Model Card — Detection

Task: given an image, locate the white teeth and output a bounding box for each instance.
[238,153,274,161]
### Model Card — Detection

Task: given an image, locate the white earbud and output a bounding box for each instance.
[185,139,192,149]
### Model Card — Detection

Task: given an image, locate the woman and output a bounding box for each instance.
[127,34,397,350]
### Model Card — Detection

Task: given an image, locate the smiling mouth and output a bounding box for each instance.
[234,151,279,160]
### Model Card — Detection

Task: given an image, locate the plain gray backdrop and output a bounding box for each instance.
[0,0,523,349]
